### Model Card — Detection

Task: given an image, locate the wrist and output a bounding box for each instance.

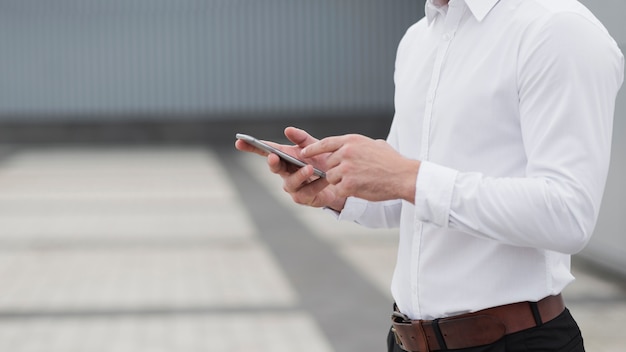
[326,195,347,213]
[399,159,420,204]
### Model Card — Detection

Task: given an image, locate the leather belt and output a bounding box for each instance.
[391,294,565,352]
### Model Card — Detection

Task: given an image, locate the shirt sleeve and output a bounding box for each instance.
[336,197,403,228]
[417,12,624,254]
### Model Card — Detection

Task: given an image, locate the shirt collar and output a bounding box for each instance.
[425,0,501,25]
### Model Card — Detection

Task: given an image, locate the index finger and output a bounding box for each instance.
[234,139,268,157]
[284,127,319,148]
[301,136,344,158]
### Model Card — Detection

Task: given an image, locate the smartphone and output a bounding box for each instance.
[236,133,326,178]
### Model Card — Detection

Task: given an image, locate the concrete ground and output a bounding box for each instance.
[0,144,623,351]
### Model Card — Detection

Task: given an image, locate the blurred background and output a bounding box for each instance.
[0,0,623,351]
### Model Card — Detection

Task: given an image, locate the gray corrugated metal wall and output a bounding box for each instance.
[0,0,422,119]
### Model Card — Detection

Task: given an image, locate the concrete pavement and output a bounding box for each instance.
[0,145,623,351]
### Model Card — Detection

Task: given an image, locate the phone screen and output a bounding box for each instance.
[236,133,326,178]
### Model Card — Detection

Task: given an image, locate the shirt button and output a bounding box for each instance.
[442,33,452,41]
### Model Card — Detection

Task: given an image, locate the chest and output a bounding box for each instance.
[392,9,527,165]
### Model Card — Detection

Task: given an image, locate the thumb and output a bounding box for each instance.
[284,127,318,148]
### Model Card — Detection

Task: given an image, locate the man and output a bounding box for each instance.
[236,0,624,350]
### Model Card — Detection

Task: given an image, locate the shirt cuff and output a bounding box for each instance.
[322,206,340,219]
[328,196,368,222]
[414,161,458,227]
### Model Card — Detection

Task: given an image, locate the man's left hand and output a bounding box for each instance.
[300,134,420,203]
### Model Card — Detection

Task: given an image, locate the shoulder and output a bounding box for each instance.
[396,17,429,57]
[514,0,615,41]
[398,18,428,43]
[513,0,623,94]
[512,0,622,65]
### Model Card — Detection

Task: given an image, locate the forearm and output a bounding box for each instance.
[324,193,347,213]
[449,173,598,254]
[413,159,606,254]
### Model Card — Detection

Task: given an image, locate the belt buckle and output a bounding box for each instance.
[391,311,410,350]
[392,310,411,323]
[391,326,403,348]
[391,312,431,352]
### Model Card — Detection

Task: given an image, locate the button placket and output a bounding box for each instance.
[419,6,463,161]
[413,3,466,319]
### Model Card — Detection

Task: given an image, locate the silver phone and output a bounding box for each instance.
[236,133,326,178]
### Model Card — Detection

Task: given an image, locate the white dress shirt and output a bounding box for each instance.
[337,0,624,320]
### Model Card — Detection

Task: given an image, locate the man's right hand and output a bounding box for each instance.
[235,127,346,211]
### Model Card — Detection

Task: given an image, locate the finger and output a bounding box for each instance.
[260,139,283,149]
[290,177,330,206]
[323,167,342,187]
[283,165,317,193]
[267,153,291,175]
[284,127,319,148]
[301,136,344,158]
[235,139,268,157]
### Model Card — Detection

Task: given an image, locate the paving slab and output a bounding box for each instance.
[0,246,296,311]
[0,146,332,351]
[0,313,333,352]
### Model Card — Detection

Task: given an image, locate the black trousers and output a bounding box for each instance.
[387,308,585,352]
